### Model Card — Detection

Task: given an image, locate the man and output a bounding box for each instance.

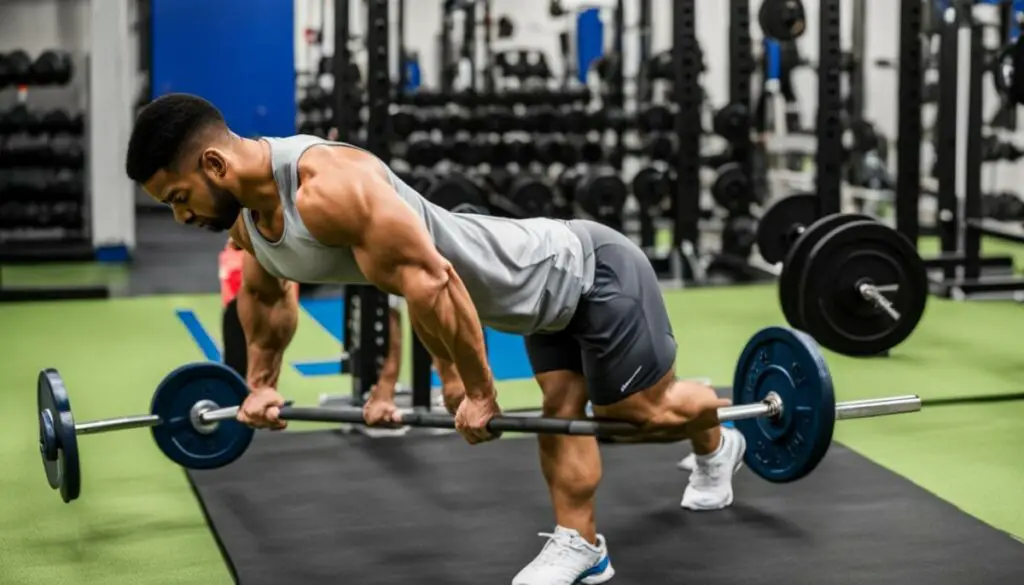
[127,94,745,585]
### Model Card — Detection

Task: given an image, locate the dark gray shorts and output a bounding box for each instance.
[524,220,677,406]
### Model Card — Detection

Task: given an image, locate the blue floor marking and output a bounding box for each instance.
[175,309,222,362]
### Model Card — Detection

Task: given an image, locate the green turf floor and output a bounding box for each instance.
[2,286,1023,584]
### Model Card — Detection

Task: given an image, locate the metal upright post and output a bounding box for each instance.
[672,0,701,261]
[896,0,924,246]
[815,0,843,217]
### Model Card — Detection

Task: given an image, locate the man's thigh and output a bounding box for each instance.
[569,222,677,407]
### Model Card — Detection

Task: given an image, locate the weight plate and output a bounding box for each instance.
[631,167,667,212]
[576,172,628,218]
[711,163,753,214]
[778,213,874,332]
[426,175,488,213]
[798,220,928,357]
[756,193,818,265]
[37,368,80,503]
[508,178,555,218]
[150,363,254,470]
[732,326,836,483]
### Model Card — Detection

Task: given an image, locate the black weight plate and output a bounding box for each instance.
[631,167,667,212]
[757,193,818,264]
[427,174,488,213]
[710,163,753,214]
[37,368,80,503]
[733,326,835,483]
[798,220,928,357]
[576,172,627,218]
[759,0,807,42]
[508,177,555,217]
[778,213,874,332]
[150,362,255,470]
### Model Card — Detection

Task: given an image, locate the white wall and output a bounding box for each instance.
[0,0,136,254]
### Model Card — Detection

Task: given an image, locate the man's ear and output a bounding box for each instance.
[201,148,228,180]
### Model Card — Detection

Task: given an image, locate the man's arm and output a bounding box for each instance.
[236,251,299,390]
[296,147,494,400]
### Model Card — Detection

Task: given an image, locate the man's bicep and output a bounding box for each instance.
[241,252,291,300]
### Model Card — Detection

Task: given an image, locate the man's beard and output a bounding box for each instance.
[204,180,242,232]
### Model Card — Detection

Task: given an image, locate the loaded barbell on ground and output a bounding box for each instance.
[756,194,928,357]
[38,326,921,504]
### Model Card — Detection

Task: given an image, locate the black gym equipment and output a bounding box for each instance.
[759,0,807,41]
[30,50,74,85]
[757,195,928,357]
[559,167,628,231]
[38,326,921,502]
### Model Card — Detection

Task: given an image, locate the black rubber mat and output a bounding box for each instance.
[188,431,1024,585]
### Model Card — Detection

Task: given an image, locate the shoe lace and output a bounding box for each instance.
[689,459,726,489]
[534,531,587,566]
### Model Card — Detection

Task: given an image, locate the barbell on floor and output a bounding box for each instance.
[755,194,928,357]
[39,326,920,504]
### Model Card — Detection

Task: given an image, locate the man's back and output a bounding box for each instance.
[243,135,595,335]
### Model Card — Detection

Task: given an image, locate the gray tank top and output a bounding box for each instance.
[243,135,595,334]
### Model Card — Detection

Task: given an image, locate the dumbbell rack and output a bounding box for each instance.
[0,49,105,302]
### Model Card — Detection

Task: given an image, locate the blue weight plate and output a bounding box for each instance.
[37,369,81,503]
[150,362,254,470]
[732,326,836,483]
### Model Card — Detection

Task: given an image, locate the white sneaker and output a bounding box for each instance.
[512,526,615,585]
[680,426,746,511]
[676,452,696,472]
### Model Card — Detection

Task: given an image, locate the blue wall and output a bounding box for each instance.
[151,0,296,138]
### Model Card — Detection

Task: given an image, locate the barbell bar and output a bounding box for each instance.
[39,326,922,503]
[68,389,920,439]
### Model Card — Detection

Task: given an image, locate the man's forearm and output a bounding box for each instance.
[237,285,299,390]
[407,277,493,400]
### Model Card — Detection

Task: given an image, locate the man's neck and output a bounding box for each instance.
[235,138,279,212]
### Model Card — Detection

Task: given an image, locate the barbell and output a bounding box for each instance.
[39,326,920,504]
[756,194,928,357]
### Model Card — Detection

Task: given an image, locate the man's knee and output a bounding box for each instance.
[537,371,590,419]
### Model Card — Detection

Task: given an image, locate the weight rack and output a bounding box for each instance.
[920,1,1024,298]
[320,0,434,416]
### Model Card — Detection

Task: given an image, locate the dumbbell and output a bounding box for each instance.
[711,163,756,215]
[712,103,751,143]
[0,105,41,135]
[404,136,445,168]
[299,87,331,112]
[425,171,491,214]
[0,50,33,86]
[637,104,675,133]
[50,141,85,169]
[643,134,676,161]
[31,50,73,85]
[487,170,556,218]
[536,136,577,166]
[39,110,84,135]
[756,194,927,357]
[632,167,674,248]
[559,167,628,232]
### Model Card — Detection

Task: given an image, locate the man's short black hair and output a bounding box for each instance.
[126,93,226,184]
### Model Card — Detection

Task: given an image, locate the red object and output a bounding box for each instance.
[219,241,299,306]
[219,243,246,306]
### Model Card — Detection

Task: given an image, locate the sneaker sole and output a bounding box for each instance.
[577,563,615,584]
